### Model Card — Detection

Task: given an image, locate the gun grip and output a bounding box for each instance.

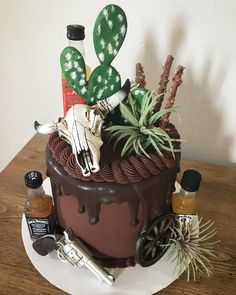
[33,237,59,256]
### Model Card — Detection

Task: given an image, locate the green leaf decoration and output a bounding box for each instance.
[60,46,88,98]
[93,4,127,65]
[148,106,178,126]
[87,65,121,104]
[106,89,181,158]
[119,103,139,127]
[121,133,140,157]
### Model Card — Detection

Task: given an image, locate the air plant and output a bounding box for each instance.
[165,216,220,282]
[106,89,181,158]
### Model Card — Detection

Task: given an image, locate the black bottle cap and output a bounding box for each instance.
[24,171,43,189]
[180,169,202,192]
[67,24,85,40]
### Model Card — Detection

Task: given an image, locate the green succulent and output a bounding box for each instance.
[106,90,181,158]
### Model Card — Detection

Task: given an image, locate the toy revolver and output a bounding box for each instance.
[32,229,115,286]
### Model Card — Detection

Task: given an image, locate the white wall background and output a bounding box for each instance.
[0,0,236,171]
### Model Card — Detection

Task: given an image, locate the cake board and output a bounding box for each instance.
[21,178,183,295]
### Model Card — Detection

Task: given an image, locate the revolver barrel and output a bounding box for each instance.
[57,230,115,286]
[85,258,114,286]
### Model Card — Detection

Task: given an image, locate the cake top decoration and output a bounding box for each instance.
[35,3,185,176]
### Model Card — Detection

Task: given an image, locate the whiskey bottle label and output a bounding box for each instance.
[26,217,50,239]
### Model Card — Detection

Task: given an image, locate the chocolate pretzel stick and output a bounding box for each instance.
[154,55,174,113]
[135,63,146,87]
[160,65,185,129]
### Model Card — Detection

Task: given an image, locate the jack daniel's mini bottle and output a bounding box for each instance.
[172,169,201,214]
[24,171,55,239]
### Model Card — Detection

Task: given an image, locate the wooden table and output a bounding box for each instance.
[0,134,235,295]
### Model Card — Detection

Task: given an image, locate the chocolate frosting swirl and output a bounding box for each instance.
[48,124,180,184]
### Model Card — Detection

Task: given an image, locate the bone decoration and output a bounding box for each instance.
[35,79,130,176]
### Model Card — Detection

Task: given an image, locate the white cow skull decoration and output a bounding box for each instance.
[35,79,130,176]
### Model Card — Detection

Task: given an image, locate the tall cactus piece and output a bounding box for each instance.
[87,4,128,103]
[60,46,88,99]
[93,4,127,65]
[60,4,128,106]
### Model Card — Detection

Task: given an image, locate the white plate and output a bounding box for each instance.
[21,179,182,295]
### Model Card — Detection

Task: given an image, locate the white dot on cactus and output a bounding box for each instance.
[97,75,102,83]
[97,24,101,35]
[77,67,83,73]
[110,84,114,91]
[100,39,105,49]
[98,52,105,62]
[116,76,120,82]
[64,61,72,71]
[120,25,126,35]
[113,49,118,55]
[73,61,79,68]
[135,90,139,95]
[65,52,72,60]
[108,20,113,29]
[107,68,112,76]
[79,80,85,86]
[111,5,115,12]
[104,79,108,85]
[81,87,87,94]
[97,89,104,99]
[81,74,86,79]
[115,41,119,47]
[113,34,119,41]
[108,43,113,55]
[70,71,77,80]
[117,14,124,22]
[103,8,109,21]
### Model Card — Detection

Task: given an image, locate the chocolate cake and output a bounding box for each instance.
[35,4,185,268]
[46,123,181,266]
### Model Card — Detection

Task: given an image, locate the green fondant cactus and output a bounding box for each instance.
[60,46,88,99]
[87,65,121,104]
[60,4,128,105]
[93,4,127,65]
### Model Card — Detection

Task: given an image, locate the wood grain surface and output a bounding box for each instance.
[0,134,235,295]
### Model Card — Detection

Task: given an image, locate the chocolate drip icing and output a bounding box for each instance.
[47,147,179,228]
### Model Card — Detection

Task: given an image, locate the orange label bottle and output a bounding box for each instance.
[62,25,91,114]
[172,170,201,215]
[24,171,55,239]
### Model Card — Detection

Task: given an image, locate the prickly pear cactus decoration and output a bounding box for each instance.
[60,4,128,105]
[60,46,88,99]
[93,4,127,65]
[88,4,127,103]
[87,65,121,104]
